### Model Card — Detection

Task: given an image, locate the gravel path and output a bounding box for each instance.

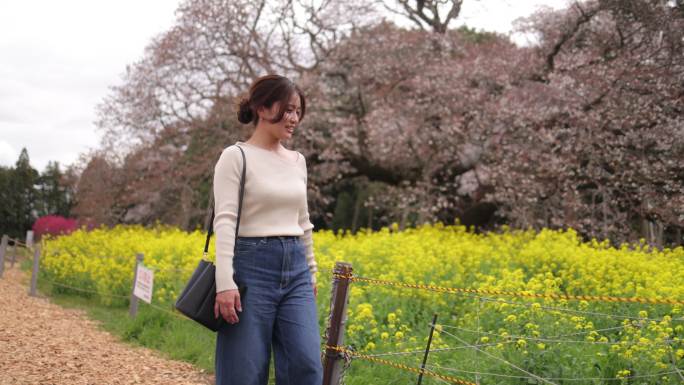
[0,263,214,385]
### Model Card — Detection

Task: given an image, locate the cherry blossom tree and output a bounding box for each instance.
[484,0,683,245]
[80,0,682,246]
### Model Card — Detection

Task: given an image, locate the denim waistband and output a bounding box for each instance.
[237,235,299,242]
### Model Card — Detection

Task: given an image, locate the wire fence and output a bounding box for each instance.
[3,234,683,385]
[424,362,684,382]
[20,262,194,323]
[336,273,684,306]
[325,270,684,384]
[324,344,478,385]
[28,264,684,385]
[0,237,196,324]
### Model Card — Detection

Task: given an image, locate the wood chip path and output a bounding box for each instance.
[0,264,214,385]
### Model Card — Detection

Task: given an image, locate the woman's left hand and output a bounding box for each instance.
[313,283,318,298]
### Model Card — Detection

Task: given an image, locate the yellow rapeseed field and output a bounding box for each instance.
[41,223,684,384]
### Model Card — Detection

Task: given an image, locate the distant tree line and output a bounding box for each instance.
[0,148,75,239]
[71,0,681,247]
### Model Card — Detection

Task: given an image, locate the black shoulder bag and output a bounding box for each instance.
[175,144,247,332]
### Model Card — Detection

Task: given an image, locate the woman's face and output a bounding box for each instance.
[258,92,302,141]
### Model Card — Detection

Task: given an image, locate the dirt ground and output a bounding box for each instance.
[0,263,214,385]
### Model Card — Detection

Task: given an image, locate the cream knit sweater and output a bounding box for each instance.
[213,141,317,292]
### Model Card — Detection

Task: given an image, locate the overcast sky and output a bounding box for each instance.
[0,0,571,173]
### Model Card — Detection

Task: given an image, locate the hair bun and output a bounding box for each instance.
[237,97,254,124]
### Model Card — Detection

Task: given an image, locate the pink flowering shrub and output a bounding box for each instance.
[33,215,79,240]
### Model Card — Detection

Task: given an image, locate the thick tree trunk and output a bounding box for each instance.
[179,184,193,231]
[367,205,373,230]
[399,207,409,230]
[351,190,364,234]
[601,187,609,241]
[654,221,664,249]
[641,217,664,249]
[641,217,649,241]
[590,190,596,236]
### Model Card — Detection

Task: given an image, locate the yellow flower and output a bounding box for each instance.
[676,349,684,360]
[40,220,684,378]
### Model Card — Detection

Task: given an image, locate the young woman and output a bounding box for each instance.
[212,74,322,385]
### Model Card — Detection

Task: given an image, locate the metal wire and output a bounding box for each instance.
[472,293,684,323]
[41,278,130,299]
[325,344,477,385]
[339,273,684,305]
[44,277,193,321]
[425,362,684,382]
[146,266,195,274]
[142,301,188,320]
[365,345,473,358]
[434,325,559,385]
[434,323,678,346]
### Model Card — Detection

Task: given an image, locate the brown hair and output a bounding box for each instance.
[236,74,306,126]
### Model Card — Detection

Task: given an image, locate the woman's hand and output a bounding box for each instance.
[313,283,318,298]
[215,289,242,324]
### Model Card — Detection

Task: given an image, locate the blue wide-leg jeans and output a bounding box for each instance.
[215,235,323,385]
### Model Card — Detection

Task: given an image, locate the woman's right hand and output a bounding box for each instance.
[215,289,242,324]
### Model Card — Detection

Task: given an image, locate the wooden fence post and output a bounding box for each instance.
[10,239,17,268]
[129,253,144,318]
[322,261,353,385]
[29,243,41,296]
[0,234,7,278]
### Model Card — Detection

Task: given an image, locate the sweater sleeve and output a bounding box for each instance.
[213,146,242,292]
[298,155,317,285]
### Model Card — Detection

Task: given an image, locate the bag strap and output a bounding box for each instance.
[204,144,246,256]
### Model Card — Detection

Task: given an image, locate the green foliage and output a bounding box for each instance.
[455,25,500,44]
[330,180,373,233]
[0,148,39,238]
[0,166,13,235]
[35,161,72,217]
[332,191,354,232]
[0,149,74,238]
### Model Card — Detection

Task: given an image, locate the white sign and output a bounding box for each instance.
[133,264,154,304]
[26,230,33,248]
